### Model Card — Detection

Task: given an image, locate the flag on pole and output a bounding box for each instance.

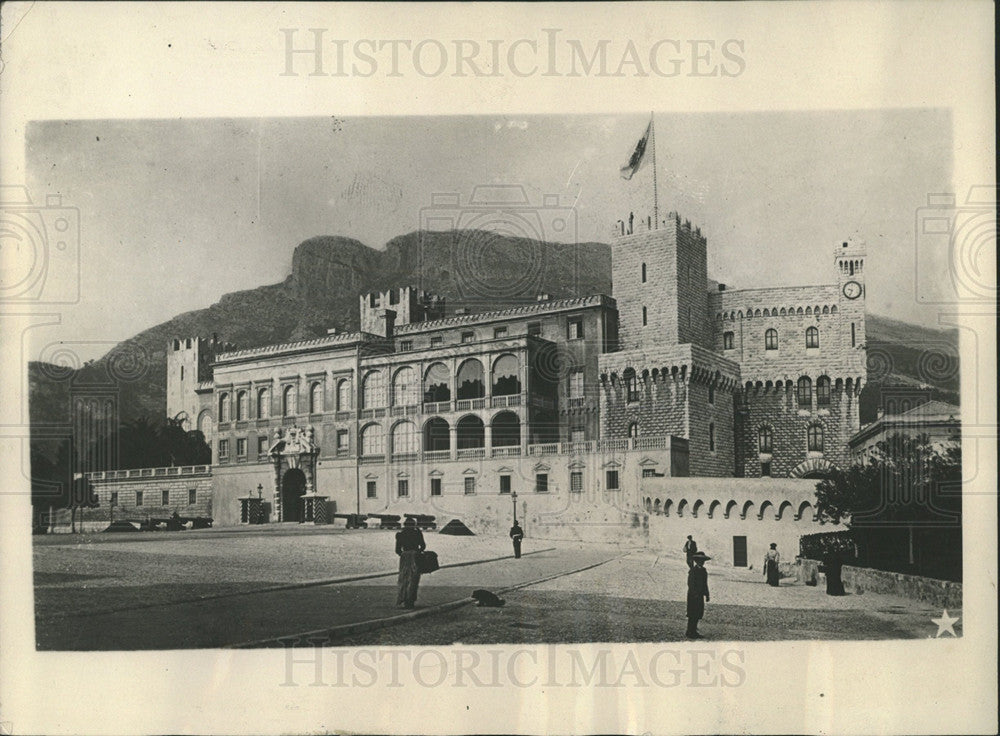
[619,118,653,180]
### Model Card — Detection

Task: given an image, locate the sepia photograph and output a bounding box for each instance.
[1,2,995,734]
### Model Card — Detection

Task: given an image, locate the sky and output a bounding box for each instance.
[25,110,952,362]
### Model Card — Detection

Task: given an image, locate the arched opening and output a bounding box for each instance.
[490,411,520,448]
[197,409,213,440]
[663,499,673,517]
[677,499,689,517]
[777,501,794,520]
[236,390,248,421]
[456,359,485,400]
[724,500,738,519]
[797,376,812,407]
[741,500,755,520]
[708,500,722,519]
[816,376,831,406]
[282,385,297,416]
[360,423,384,457]
[692,500,704,518]
[491,354,521,396]
[644,497,652,513]
[257,387,270,418]
[423,362,451,403]
[362,370,385,409]
[336,379,351,411]
[392,367,418,407]
[218,393,230,423]
[391,421,418,457]
[281,468,307,523]
[456,415,485,449]
[759,500,775,520]
[652,498,661,514]
[423,417,450,452]
[628,422,640,438]
[309,382,324,414]
[797,501,815,521]
[806,326,819,348]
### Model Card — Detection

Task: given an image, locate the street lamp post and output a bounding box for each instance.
[511,490,518,524]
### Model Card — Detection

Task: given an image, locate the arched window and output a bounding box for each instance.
[628,422,640,438]
[491,355,521,396]
[456,359,485,400]
[491,411,521,447]
[808,424,824,452]
[282,385,297,416]
[309,382,324,414]
[806,326,819,348]
[765,328,778,350]
[336,379,351,411]
[816,376,831,406]
[423,362,451,403]
[197,409,213,439]
[218,393,230,423]
[623,368,639,402]
[256,387,270,419]
[723,331,734,350]
[235,390,247,421]
[758,426,773,453]
[392,367,417,407]
[362,370,385,409]
[391,421,418,456]
[796,376,812,407]
[360,424,384,456]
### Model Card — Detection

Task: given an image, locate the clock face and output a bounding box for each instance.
[843,280,863,299]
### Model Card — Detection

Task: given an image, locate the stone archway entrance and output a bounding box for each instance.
[281,468,307,522]
[789,458,836,479]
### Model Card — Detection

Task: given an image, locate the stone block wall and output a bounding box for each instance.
[841,565,962,609]
[82,471,214,526]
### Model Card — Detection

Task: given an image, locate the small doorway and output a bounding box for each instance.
[282,468,307,522]
[733,536,748,567]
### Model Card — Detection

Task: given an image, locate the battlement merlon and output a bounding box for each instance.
[610,211,704,240]
[599,343,742,390]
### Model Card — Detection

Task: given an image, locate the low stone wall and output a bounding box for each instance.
[842,565,962,609]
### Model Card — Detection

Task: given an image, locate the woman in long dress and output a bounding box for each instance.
[764,543,781,587]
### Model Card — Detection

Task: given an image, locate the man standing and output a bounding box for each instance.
[683,535,698,568]
[395,517,426,608]
[509,521,524,559]
[686,551,711,639]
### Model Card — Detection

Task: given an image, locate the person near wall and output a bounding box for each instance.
[395,517,426,608]
[683,535,698,568]
[686,551,711,639]
[764,542,781,587]
[509,521,524,559]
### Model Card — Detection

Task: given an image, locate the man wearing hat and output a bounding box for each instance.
[686,551,711,639]
[395,517,426,609]
[683,535,698,568]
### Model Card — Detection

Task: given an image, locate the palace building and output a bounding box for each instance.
[88,211,867,566]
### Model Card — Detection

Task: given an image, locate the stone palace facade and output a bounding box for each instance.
[88,212,866,565]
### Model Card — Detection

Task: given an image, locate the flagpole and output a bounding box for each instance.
[650,112,658,230]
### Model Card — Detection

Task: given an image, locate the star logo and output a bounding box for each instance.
[931,609,960,637]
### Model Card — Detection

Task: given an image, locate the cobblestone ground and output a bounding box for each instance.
[33,529,955,649]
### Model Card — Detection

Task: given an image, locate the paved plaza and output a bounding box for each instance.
[32,527,955,649]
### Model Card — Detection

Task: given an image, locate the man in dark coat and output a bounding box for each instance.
[686,551,711,638]
[395,517,426,608]
[509,522,524,559]
[683,535,698,568]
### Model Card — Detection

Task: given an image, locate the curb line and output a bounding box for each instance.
[228,553,627,648]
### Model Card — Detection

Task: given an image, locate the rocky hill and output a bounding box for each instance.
[29,230,958,438]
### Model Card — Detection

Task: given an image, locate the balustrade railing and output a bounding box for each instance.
[423,449,451,461]
[359,454,385,465]
[491,446,522,457]
[456,447,486,459]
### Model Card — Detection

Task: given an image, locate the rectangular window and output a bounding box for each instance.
[464,477,476,495]
[494,326,507,339]
[218,439,229,460]
[606,470,620,491]
[257,436,269,457]
[723,331,734,350]
[461,331,474,344]
[535,473,549,493]
[761,461,772,477]
[642,468,664,478]
[569,370,585,399]
[136,490,144,507]
[337,430,349,454]
[430,477,442,497]
[642,306,648,326]
[397,479,409,498]
[398,340,413,352]
[366,481,377,499]
[851,322,856,347]
[567,318,584,340]
[527,322,541,337]
[236,437,247,458]
[110,491,118,506]
[188,488,197,505]
[499,475,511,494]
[430,336,443,348]
[161,489,170,506]
[708,385,715,404]
[570,471,583,493]
[571,426,586,443]
[709,423,715,452]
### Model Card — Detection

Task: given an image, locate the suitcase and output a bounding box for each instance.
[416,550,440,574]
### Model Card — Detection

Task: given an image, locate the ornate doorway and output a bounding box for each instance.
[281,468,307,522]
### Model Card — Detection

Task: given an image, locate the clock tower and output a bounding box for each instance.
[834,238,867,352]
